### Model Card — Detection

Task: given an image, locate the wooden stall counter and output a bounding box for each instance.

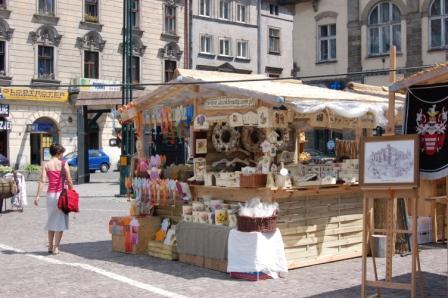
[190,184,364,269]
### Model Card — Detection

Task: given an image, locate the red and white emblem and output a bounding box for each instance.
[416,104,447,156]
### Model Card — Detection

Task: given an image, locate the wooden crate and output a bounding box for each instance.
[277,191,363,269]
[147,240,178,260]
[179,253,205,267]
[204,257,228,273]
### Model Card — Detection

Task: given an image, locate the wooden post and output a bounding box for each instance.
[361,195,368,298]
[387,46,397,135]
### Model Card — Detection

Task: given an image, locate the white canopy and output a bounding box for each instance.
[133,69,403,126]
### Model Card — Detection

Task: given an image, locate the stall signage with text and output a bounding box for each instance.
[78,78,121,92]
[0,88,69,102]
[0,104,9,117]
[204,97,256,110]
[0,120,11,131]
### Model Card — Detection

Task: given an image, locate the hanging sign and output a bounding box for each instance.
[0,119,11,131]
[0,88,68,102]
[77,78,121,92]
[0,104,9,117]
[204,97,257,110]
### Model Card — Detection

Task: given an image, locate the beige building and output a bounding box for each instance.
[293,0,448,87]
[0,0,185,168]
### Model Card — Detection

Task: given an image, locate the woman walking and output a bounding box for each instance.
[34,144,73,254]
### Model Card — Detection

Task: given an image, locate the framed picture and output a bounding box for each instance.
[359,135,419,188]
[193,158,207,181]
[43,147,51,161]
[196,139,207,154]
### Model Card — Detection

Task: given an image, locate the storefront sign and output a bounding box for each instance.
[78,78,121,92]
[204,97,256,110]
[0,120,11,131]
[0,88,68,102]
[0,104,9,117]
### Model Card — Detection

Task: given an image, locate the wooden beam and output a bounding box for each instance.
[386,46,397,135]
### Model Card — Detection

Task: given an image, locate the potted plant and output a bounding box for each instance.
[85,14,98,23]
[0,165,12,177]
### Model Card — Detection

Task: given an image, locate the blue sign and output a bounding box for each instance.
[0,104,9,117]
[32,122,54,132]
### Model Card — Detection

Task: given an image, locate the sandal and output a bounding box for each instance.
[52,246,59,255]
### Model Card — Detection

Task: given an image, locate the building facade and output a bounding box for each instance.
[293,0,448,87]
[0,0,185,168]
[260,1,294,77]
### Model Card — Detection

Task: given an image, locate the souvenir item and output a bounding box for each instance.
[241,127,266,153]
[260,140,272,154]
[215,209,228,225]
[212,123,240,152]
[196,139,208,154]
[193,158,207,181]
[229,112,244,127]
[163,228,176,246]
[243,111,258,126]
[257,106,272,128]
[192,201,204,211]
[194,114,209,130]
[273,111,288,128]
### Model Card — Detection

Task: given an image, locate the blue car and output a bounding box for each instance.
[64,149,111,173]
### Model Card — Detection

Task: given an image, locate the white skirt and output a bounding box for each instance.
[46,192,69,232]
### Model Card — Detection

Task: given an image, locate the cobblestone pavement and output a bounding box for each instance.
[0,173,447,298]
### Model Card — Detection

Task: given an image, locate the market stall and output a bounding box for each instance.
[115,69,404,271]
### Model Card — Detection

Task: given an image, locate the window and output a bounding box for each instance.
[131,56,140,84]
[84,51,99,79]
[318,24,336,62]
[164,60,176,82]
[219,38,231,56]
[200,0,211,17]
[268,28,280,54]
[85,0,99,23]
[236,4,247,22]
[38,45,54,79]
[429,0,448,48]
[39,0,55,15]
[200,35,212,53]
[237,40,248,58]
[131,0,139,28]
[219,0,230,20]
[269,4,279,15]
[368,2,401,55]
[164,6,176,35]
[0,41,5,75]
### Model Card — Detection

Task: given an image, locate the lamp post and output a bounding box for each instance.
[119,0,135,195]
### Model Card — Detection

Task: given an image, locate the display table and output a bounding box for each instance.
[191,185,364,269]
[227,229,287,279]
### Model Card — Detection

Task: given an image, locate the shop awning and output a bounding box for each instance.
[75,90,151,106]
[131,69,404,126]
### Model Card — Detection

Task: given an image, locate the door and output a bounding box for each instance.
[30,134,41,165]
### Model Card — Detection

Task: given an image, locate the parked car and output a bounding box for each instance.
[307,149,335,164]
[0,153,9,166]
[64,149,111,173]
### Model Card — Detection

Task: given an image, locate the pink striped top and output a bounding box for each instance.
[46,169,64,193]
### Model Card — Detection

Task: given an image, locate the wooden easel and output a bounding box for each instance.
[361,187,424,297]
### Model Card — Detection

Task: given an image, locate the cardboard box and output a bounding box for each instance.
[110,216,161,254]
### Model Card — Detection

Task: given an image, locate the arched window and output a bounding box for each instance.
[429,0,448,48]
[368,1,401,55]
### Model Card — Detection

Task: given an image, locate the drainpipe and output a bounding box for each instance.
[189,0,193,69]
[184,0,190,69]
[257,0,261,74]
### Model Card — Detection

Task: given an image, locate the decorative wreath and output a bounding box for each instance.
[212,123,240,152]
[241,127,266,153]
[273,128,290,150]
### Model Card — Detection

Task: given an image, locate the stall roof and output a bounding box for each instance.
[346,82,406,100]
[389,63,448,92]
[133,69,404,126]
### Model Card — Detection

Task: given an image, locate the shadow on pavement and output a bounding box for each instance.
[59,240,231,281]
[307,271,447,297]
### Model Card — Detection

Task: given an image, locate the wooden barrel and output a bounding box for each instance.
[0,178,16,199]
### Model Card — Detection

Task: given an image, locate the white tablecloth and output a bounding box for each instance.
[227,228,288,277]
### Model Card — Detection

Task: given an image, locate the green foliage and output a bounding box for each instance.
[0,165,12,174]
[23,164,41,173]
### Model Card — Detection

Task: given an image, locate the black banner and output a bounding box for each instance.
[404,83,448,180]
[0,104,8,117]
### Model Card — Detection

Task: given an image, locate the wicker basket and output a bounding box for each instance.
[237,213,277,233]
[0,178,16,199]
